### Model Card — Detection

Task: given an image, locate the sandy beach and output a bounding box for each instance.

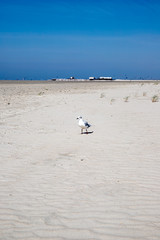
[0,80,160,240]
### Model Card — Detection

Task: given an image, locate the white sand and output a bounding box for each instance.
[0,81,160,240]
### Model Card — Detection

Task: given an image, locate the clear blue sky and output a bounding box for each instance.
[0,0,160,79]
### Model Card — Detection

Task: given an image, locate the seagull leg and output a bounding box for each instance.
[81,129,83,134]
[86,129,88,134]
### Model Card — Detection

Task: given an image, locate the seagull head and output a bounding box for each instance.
[76,116,82,120]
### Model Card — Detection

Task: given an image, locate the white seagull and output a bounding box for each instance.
[76,116,91,134]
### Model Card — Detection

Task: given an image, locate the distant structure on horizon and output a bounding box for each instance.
[89,77,96,80]
[89,76,113,80]
[48,76,113,81]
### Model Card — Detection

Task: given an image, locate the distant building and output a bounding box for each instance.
[98,77,112,80]
[89,77,95,80]
[48,78,56,81]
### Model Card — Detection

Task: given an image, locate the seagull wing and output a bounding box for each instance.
[83,120,91,128]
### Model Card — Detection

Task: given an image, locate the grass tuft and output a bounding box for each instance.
[110,98,115,104]
[38,91,44,96]
[152,95,159,102]
[124,96,129,102]
[100,93,105,98]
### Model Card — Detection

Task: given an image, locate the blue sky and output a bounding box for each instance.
[0,0,160,79]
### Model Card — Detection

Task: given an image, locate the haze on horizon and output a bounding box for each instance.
[0,0,160,80]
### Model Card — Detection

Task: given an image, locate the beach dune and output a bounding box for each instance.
[0,81,160,240]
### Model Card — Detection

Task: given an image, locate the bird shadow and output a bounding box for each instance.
[81,131,94,135]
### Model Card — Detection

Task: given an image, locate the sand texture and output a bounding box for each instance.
[0,81,160,240]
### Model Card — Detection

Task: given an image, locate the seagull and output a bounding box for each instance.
[76,116,91,134]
